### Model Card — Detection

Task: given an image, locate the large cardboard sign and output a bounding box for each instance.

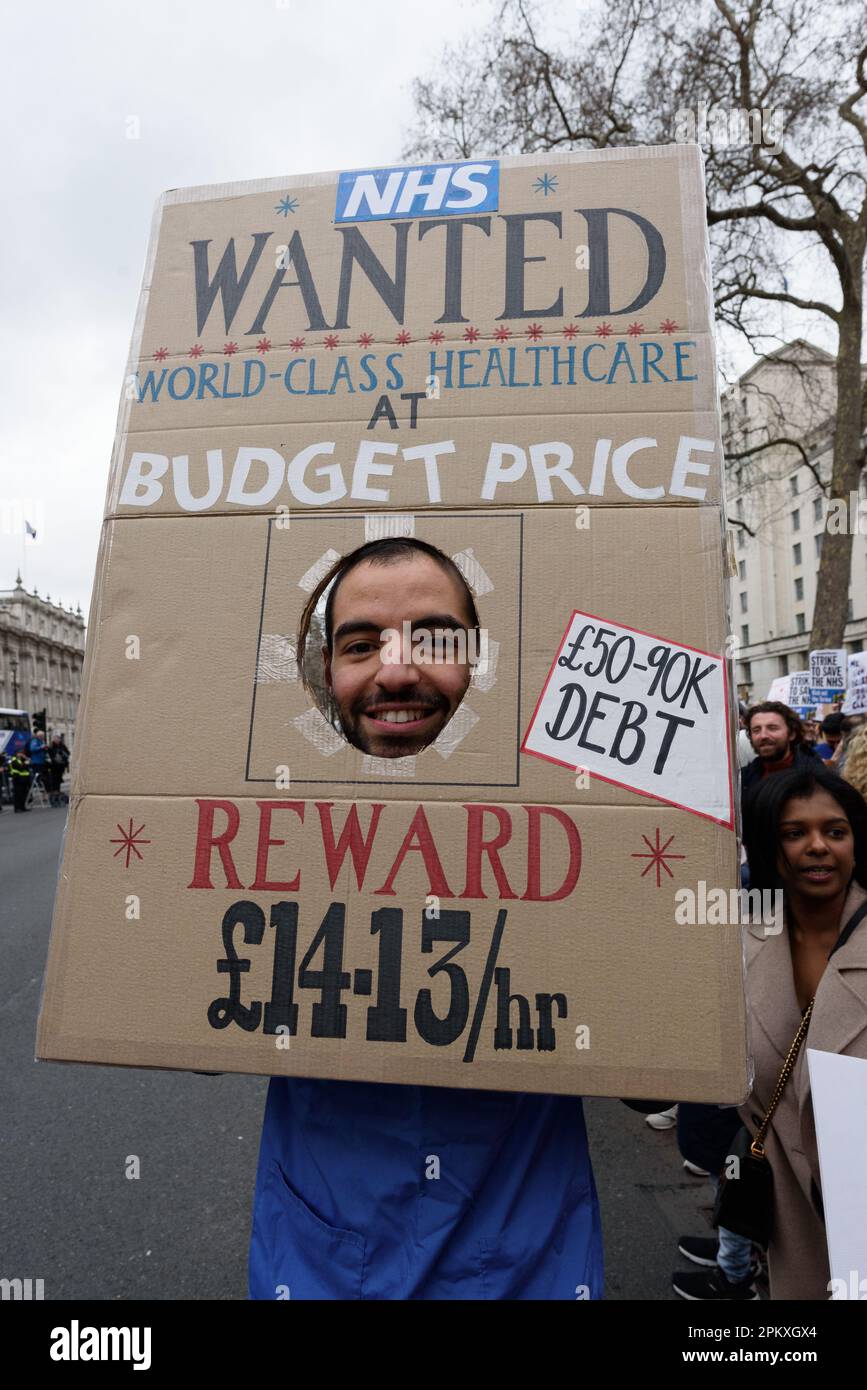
[37,148,748,1101]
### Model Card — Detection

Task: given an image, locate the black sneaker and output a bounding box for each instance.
[677,1235,719,1267]
[672,1267,760,1301]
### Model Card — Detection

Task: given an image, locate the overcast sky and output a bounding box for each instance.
[0,0,484,617]
[1,0,840,621]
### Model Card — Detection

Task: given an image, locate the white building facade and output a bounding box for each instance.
[725,341,867,702]
[0,575,86,742]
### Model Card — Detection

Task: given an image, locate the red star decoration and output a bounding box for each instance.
[493,325,512,342]
[109,819,151,869]
[357,332,374,348]
[223,342,238,354]
[659,319,678,334]
[631,829,686,888]
[153,347,168,361]
[188,344,203,358]
[429,330,445,344]
[323,334,340,349]
[596,323,613,337]
[289,336,306,351]
[526,324,543,340]
[463,326,480,342]
[395,330,412,345]
[627,322,645,337]
[256,338,272,353]
[562,324,579,339]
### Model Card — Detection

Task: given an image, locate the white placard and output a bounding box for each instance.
[843,651,867,715]
[810,648,848,702]
[788,670,811,711]
[766,675,791,703]
[807,1049,867,1299]
[521,610,732,825]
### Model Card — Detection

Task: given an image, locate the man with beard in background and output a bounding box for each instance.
[741,700,822,824]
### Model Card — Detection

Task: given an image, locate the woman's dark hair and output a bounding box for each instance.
[743,765,867,894]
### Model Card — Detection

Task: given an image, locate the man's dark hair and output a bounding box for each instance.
[744,765,867,895]
[821,712,844,737]
[746,700,807,749]
[297,537,481,688]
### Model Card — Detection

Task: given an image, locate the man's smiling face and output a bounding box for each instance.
[323,553,474,758]
[749,711,793,762]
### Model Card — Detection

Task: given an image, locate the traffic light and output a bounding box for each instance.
[33,708,47,733]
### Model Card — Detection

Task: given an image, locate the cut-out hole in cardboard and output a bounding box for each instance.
[298,537,482,760]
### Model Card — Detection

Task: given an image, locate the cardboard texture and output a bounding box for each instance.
[37,146,750,1101]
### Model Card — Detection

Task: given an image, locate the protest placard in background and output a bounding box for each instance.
[37,148,748,1102]
[809,648,848,704]
[766,675,792,704]
[843,653,867,715]
[786,670,813,717]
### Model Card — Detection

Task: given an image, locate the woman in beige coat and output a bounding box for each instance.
[741,765,867,1299]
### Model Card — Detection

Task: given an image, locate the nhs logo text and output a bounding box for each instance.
[335,161,500,223]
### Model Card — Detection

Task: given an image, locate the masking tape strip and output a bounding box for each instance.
[432,704,479,760]
[255,634,298,682]
[360,753,417,778]
[364,514,416,541]
[470,637,500,693]
[298,549,341,593]
[292,706,344,756]
[452,548,494,596]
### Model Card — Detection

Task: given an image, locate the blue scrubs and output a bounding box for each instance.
[249,1077,604,1300]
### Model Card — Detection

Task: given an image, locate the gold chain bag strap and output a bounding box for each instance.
[750,998,814,1158]
[713,999,814,1250]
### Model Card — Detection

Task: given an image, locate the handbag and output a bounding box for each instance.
[713,998,814,1249]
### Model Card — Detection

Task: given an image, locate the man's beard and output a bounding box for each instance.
[759,741,791,763]
[340,689,451,757]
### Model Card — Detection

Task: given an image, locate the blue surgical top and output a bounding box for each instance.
[249,1077,603,1300]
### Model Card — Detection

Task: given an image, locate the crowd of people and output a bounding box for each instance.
[647,697,867,1301]
[0,731,70,812]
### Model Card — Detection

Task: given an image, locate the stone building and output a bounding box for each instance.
[725,340,867,701]
[0,574,86,742]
